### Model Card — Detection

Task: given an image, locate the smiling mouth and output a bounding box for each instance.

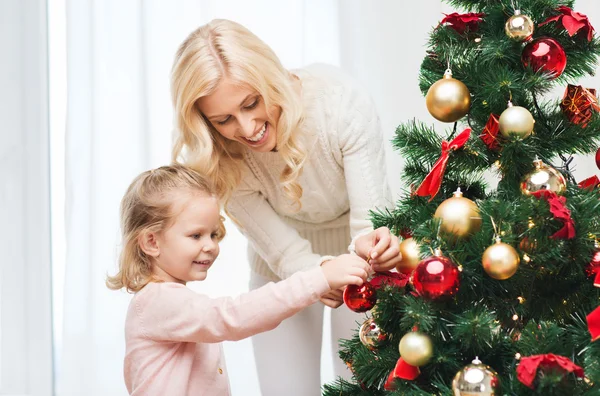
[243,122,268,144]
[193,260,211,266]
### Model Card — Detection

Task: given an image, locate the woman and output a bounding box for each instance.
[171,19,400,395]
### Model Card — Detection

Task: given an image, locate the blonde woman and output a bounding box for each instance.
[171,19,401,395]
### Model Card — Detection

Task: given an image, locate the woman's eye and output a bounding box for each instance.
[244,98,259,110]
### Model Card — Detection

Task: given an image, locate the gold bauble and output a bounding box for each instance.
[359,318,387,350]
[434,189,482,238]
[396,238,421,274]
[499,102,534,139]
[505,11,534,41]
[426,69,471,123]
[398,332,433,367]
[482,239,520,280]
[520,160,567,196]
[452,358,499,396]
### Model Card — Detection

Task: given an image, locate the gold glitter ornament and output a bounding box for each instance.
[426,69,471,123]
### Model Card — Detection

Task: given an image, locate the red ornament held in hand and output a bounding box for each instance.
[412,251,460,299]
[343,281,377,312]
[522,37,567,78]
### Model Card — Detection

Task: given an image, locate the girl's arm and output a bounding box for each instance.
[133,267,330,343]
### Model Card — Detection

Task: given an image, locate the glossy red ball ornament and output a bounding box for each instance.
[343,282,377,312]
[412,254,460,299]
[595,147,600,170]
[521,37,567,78]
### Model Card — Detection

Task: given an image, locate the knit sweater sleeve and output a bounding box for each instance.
[134,267,330,344]
[227,169,332,279]
[334,78,393,247]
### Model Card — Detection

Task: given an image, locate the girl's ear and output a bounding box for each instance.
[138,230,160,258]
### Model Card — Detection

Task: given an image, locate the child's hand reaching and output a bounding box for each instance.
[320,254,370,291]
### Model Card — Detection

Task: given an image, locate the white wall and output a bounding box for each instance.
[0,0,53,395]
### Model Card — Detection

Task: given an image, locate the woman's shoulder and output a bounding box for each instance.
[294,63,369,97]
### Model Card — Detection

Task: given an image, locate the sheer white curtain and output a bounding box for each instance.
[59,1,339,395]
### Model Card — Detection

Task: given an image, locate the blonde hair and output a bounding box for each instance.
[170,19,306,208]
[106,164,226,293]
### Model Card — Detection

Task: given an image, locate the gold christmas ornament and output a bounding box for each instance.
[396,237,421,274]
[359,318,387,350]
[505,10,534,41]
[482,238,520,280]
[426,69,471,123]
[499,101,535,139]
[452,357,499,396]
[520,159,567,196]
[398,332,433,367]
[434,188,482,238]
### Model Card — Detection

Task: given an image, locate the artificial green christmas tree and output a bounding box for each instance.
[324,1,600,394]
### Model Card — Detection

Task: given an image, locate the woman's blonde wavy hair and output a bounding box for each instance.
[106,164,226,293]
[170,19,307,208]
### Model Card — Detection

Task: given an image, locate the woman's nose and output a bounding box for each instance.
[237,115,255,138]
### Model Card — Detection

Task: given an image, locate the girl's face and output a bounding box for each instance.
[151,192,222,284]
[196,77,280,152]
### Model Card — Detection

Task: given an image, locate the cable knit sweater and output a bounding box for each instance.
[227,63,392,281]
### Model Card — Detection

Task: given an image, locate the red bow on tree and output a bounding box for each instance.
[531,190,576,239]
[540,6,595,42]
[578,176,600,191]
[517,354,584,389]
[587,307,600,342]
[440,12,485,35]
[384,358,420,390]
[416,128,472,201]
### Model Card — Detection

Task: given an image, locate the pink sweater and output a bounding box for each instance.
[123,267,330,395]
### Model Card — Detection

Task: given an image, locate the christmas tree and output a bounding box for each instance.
[324,1,600,395]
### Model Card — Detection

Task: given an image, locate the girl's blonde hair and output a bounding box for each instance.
[106,164,226,293]
[170,19,307,207]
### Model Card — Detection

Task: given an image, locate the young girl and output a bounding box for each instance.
[106,164,370,395]
[171,19,401,393]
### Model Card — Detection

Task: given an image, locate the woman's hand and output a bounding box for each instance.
[354,227,401,271]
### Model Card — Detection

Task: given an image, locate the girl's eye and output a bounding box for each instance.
[211,233,218,239]
[191,234,201,240]
[216,116,231,125]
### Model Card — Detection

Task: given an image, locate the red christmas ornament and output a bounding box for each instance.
[585,248,600,287]
[343,282,377,312]
[412,253,460,299]
[539,6,595,42]
[522,37,567,79]
[479,113,501,150]
[560,84,600,126]
[596,147,600,170]
[439,12,485,35]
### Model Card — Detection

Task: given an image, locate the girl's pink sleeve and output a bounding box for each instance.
[132,267,330,343]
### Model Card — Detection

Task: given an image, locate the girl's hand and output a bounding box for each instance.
[319,289,344,308]
[354,227,401,272]
[320,254,369,291]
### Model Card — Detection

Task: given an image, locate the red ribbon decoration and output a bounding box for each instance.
[531,190,576,239]
[517,354,584,389]
[587,307,600,341]
[416,128,472,201]
[540,6,595,42]
[384,358,420,390]
[578,176,600,191]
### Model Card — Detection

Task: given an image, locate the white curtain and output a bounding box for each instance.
[58,0,600,395]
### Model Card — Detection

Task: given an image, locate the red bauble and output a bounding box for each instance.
[595,147,600,170]
[412,255,460,299]
[585,248,600,281]
[521,37,567,78]
[343,282,377,312]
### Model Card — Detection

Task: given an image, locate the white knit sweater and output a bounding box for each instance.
[227,63,393,281]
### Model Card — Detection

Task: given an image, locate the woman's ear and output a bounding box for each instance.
[138,230,160,258]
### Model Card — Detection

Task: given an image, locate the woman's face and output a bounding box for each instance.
[197,77,279,152]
